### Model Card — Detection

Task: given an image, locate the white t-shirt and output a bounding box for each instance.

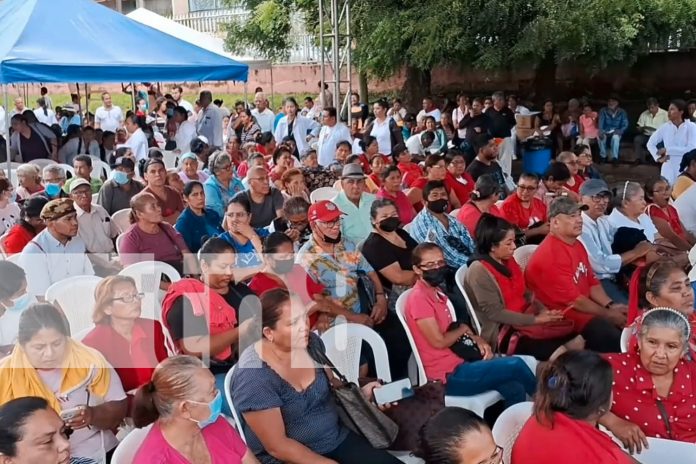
[370,118,392,155]
[38,365,126,460]
[178,99,194,115]
[94,106,123,133]
[416,108,442,125]
[452,107,468,139]
[125,128,149,161]
[0,202,20,235]
[251,107,276,133]
[0,304,24,346]
[406,133,425,157]
[606,208,658,243]
[317,123,352,166]
[175,120,197,152]
[33,108,57,126]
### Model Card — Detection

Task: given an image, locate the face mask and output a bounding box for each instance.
[421,266,449,287]
[111,170,129,186]
[378,217,401,233]
[427,199,449,214]
[6,293,35,313]
[322,230,342,244]
[190,391,222,429]
[44,183,61,198]
[273,258,295,275]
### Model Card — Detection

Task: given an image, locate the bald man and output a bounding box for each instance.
[252,92,275,133]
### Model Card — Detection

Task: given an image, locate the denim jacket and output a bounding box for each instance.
[599,107,629,135]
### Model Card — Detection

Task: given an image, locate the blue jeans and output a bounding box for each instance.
[598,133,621,160]
[600,278,629,305]
[445,357,536,407]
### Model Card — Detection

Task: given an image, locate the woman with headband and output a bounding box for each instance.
[602,307,696,450]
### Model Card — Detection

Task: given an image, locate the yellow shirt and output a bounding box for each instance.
[672,174,694,200]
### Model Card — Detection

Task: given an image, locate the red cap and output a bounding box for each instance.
[308,200,344,223]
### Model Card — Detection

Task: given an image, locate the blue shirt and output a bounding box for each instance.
[203,174,245,218]
[599,107,629,134]
[174,207,224,253]
[61,114,81,133]
[218,229,270,268]
[409,209,475,269]
[332,191,376,243]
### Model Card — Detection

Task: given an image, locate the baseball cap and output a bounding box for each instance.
[308,200,344,223]
[548,196,589,218]
[40,198,76,221]
[341,163,366,180]
[111,157,135,170]
[68,178,91,193]
[579,179,611,197]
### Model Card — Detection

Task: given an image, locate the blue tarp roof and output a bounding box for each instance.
[0,0,249,84]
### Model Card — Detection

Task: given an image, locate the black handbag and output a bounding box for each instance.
[447,322,483,362]
[308,343,399,449]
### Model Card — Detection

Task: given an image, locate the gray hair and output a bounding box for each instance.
[208,150,231,175]
[639,307,691,353]
[147,355,206,419]
[556,151,576,163]
[16,164,40,179]
[492,91,505,101]
[613,180,643,209]
[42,164,66,180]
[282,196,310,216]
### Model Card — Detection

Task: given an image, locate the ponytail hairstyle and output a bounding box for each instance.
[534,351,613,427]
[414,407,489,464]
[470,174,500,201]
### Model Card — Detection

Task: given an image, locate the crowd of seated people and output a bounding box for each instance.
[2,88,696,464]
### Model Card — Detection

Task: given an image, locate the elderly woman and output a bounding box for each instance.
[132,356,257,464]
[0,397,71,464]
[15,163,44,200]
[602,308,696,448]
[203,150,245,217]
[178,152,209,184]
[218,196,269,271]
[644,176,696,251]
[0,177,19,236]
[376,165,417,225]
[279,167,309,201]
[464,214,584,360]
[2,196,48,255]
[512,351,634,463]
[608,181,658,242]
[270,196,312,251]
[119,192,197,276]
[0,303,127,462]
[175,181,224,253]
[82,275,168,396]
[231,289,402,464]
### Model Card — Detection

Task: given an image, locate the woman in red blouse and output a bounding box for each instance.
[512,351,634,464]
[557,151,585,195]
[444,150,475,206]
[645,176,696,251]
[456,174,502,240]
[392,143,422,188]
[82,276,168,400]
[408,154,460,212]
[602,308,696,449]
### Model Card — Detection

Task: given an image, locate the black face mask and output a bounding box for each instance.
[427,199,449,214]
[421,266,449,287]
[322,231,342,244]
[273,258,295,275]
[378,217,401,233]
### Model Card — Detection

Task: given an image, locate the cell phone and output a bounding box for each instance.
[60,406,82,421]
[373,378,414,406]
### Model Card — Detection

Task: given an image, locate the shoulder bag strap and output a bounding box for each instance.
[655,399,673,439]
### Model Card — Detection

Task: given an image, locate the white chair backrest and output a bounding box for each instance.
[5,253,21,266]
[111,424,153,464]
[28,159,54,170]
[44,276,103,336]
[7,170,18,189]
[73,325,95,342]
[395,289,428,387]
[689,263,696,285]
[119,261,181,321]
[310,186,338,204]
[513,244,538,272]
[224,365,247,443]
[620,327,631,353]
[115,234,126,254]
[689,243,696,267]
[89,157,111,180]
[162,151,179,169]
[111,208,132,234]
[454,264,482,335]
[321,323,392,384]
[634,437,696,463]
[491,401,533,464]
[449,208,460,218]
[58,163,76,178]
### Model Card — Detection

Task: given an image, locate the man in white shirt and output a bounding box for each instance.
[251,92,275,133]
[124,114,149,162]
[19,198,95,298]
[317,107,351,166]
[647,101,696,184]
[406,130,436,157]
[416,96,442,126]
[94,92,123,133]
[173,106,197,153]
[301,97,320,121]
[634,97,669,163]
[172,85,194,116]
[197,90,224,149]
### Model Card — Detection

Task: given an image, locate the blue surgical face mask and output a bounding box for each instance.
[189,390,222,429]
[6,293,35,313]
[111,170,129,186]
[44,183,61,198]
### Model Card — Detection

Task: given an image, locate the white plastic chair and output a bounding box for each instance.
[7,170,18,189]
[321,323,392,384]
[111,424,153,464]
[115,234,126,254]
[394,289,503,417]
[310,186,338,204]
[162,151,179,169]
[628,437,696,463]
[513,244,538,272]
[689,243,696,266]
[5,253,21,266]
[111,208,132,234]
[89,156,111,180]
[44,276,103,336]
[449,208,460,218]
[119,261,181,321]
[73,325,95,342]
[491,401,533,464]
[58,163,76,179]
[454,264,482,335]
[620,326,631,353]
[224,365,247,443]
[28,159,54,170]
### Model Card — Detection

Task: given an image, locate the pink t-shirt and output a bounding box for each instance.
[119,222,188,268]
[579,112,599,139]
[405,279,462,382]
[133,418,247,464]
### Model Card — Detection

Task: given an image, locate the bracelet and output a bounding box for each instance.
[604,300,614,309]
[375,292,385,296]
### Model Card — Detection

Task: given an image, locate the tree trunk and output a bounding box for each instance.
[530,51,557,101]
[401,66,431,111]
[359,71,369,105]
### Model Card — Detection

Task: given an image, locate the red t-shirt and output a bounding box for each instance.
[444,171,474,205]
[481,260,528,312]
[564,174,585,194]
[2,224,34,255]
[81,318,168,393]
[606,352,696,443]
[399,162,424,188]
[457,202,502,239]
[525,234,598,330]
[646,203,686,240]
[500,194,548,230]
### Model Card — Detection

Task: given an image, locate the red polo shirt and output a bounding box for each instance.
[606,352,696,443]
[399,162,424,188]
[444,171,474,205]
[525,234,598,330]
[82,318,168,393]
[500,193,548,230]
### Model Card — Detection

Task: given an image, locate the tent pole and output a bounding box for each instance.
[270,66,274,110]
[4,85,11,175]
[244,82,248,107]
[85,83,90,126]
[131,83,136,111]
[75,83,83,127]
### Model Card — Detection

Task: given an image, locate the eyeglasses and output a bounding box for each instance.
[250,176,269,182]
[590,194,610,203]
[517,185,537,191]
[317,219,341,228]
[418,260,447,270]
[477,445,504,464]
[71,189,91,197]
[112,293,144,304]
